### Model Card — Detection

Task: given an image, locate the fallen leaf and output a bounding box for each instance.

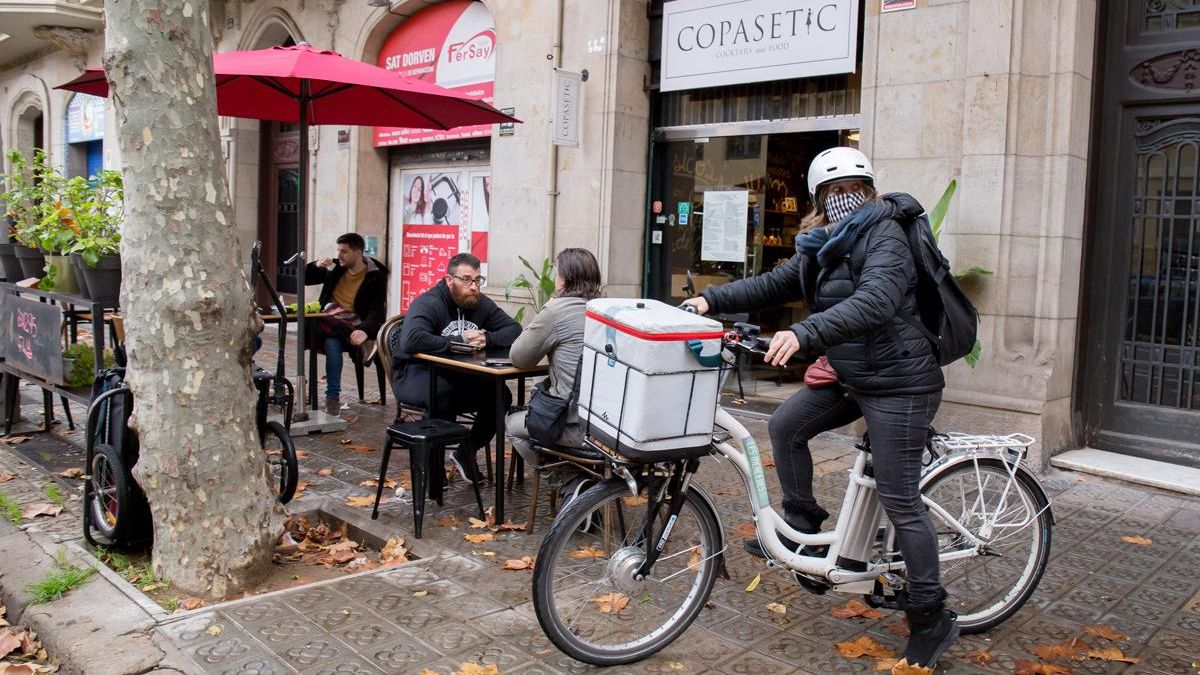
[831,599,885,620]
[667,663,685,671]
[140,582,165,593]
[874,658,899,672]
[745,574,762,592]
[622,495,648,506]
[20,503,62,519]
[380,537,408,563]
[359,478,396,489]
[761,457,776,469]
[963,650,996,665]
[340,438,352,445]
[496,521,528,532]
[345,495,376,508]
[883,620,910,637]
[325,549,358,565]
[471,550,496,557]
[502,556,535,571]
[2,436,30,445]
[58,468,83,479]
[567,545,606,559]
[591,592,630,614]
[1082,625,1128,642]
[182,597,205,610]
[295,450,310,460]
[1031,637,1092,663]
[1086,647,1140,664]
[0,664,38,675]
[1014,660,1073,675]
[345,444,376,454]
[0,473,16,483]
[766,602,787,614]
[206,625,222,636]
[435,515,462,528]
[315,467,335,477]
[888,658,933,674]
[325,540,359,553]
[836,635,896,659]
[734,522,757,538]
[464,533,494,543]
[344,414,361,422]
[468,517,490,529]
[412,590,429,598]
[0,630,20,659]
[687,547,703,573]
[293,481,311,494]
[453,664,499,675]
[1120,535,1153,547]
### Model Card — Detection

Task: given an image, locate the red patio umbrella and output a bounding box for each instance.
[58,44,519,415]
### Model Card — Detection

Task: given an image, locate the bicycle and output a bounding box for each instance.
[531,321,1053,666]
[250,240,299,503]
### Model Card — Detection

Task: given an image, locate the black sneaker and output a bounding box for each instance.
[451,447,482,484]
[902,605,960,668]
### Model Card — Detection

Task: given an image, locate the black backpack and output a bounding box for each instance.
[899,215,979,365]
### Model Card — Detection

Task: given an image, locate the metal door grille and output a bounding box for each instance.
[1121,116,1200,408]
[275,169,299,295]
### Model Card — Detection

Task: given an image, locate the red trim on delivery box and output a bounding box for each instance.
[586,310,725,342]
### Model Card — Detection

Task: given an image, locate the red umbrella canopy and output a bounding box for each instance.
[57,44,518,129]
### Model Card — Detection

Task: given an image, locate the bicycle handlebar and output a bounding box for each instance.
[678,303,804,364]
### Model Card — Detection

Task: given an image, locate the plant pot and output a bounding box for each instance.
[81,253,122,303]
[0,242,23,283]
[69,253,92,298]
[44,254,80,295]
[14,245,46,280]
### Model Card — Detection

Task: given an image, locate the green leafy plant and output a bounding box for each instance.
[2,149,41,246]
[928,179,991,368]
[68,169,124,266]
[62,343,116,388]
[504,256,556,324]
[26,548,95,604]
[0,490,22,525]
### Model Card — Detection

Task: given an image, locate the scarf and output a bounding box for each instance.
[794,199,894,268]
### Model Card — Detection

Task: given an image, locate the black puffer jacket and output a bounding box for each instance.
[701,193,943,395]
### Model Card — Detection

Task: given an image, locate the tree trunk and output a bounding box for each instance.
[104,0,283,598]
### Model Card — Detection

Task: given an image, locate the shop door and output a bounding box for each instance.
[258,123,300,301]
[1082,2,1200,465]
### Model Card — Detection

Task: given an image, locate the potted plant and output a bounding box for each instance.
[70,169,123,303]
[504,255,556,324]
[2,149,47,281]
[61,342,115,388]
[0,216,22,282]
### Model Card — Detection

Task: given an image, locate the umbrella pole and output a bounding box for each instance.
[294,80,311,418]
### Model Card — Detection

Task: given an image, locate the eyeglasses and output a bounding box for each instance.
[449,274,485,287]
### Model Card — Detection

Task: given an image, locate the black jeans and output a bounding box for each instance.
[768,383,945,608]
[395,365,512,451]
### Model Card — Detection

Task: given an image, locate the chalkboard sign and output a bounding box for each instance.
[1,293,64,383]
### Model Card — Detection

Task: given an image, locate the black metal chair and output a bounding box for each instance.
[371,417,484,538]
[305,336,387,410]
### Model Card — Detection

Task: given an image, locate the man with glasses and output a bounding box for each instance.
[393,253,522,482]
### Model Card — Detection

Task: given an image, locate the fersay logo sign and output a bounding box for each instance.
[660,0,859,92]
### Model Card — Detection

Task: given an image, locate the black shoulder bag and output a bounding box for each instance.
[526,354,583,445]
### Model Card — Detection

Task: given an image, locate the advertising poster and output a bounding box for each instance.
[66,94,105,144]
[400,225,460,312]
[701,190,748,262]
[469,174,491,279]
[374,0,497,147]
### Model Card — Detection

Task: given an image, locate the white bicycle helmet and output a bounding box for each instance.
[807,147,875,198]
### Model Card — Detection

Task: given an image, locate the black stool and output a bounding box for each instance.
[371,418,485,538]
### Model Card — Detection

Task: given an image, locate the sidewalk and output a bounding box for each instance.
[0,363,1197,674]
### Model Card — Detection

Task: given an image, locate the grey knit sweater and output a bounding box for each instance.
[509,296,587,408]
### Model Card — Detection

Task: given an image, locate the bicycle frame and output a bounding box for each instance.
[709,408,1045,593]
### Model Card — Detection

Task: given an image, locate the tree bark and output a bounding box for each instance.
[104,0,283,597]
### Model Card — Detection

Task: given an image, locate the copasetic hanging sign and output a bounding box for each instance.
[660,0,859,92]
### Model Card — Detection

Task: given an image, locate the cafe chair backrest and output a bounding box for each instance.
[376,314,405,384]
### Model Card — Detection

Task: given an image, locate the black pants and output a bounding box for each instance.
[395,365,512,451]
[769,383,945,608]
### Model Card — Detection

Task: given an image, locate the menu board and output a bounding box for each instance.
[701,190,749,263]
[1,294,65,383]
[400,225,460,313]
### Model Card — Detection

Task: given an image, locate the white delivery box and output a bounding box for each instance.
[577,298,725,460]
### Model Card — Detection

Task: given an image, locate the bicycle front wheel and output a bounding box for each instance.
[922,458,1052,633]
[262,421,298,503]
[532,477,722,666]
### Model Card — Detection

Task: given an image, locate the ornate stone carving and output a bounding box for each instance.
[1130,49,1200,93]
[1143,0,1200,32]
[1134,116,1200,152]
[32,26,97,71]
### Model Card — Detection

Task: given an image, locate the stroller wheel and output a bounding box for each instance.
[88,443,131,541]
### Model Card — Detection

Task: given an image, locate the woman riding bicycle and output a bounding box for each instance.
[683,147,958,667]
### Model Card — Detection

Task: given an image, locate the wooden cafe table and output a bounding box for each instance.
[412,349,549,523]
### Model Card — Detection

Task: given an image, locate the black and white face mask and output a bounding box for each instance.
[824,191,867,225]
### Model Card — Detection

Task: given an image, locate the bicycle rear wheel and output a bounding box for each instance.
[921,458,1052,633]
[262,421,298,503]
[532,477,722,666]
[87,443,130,542]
